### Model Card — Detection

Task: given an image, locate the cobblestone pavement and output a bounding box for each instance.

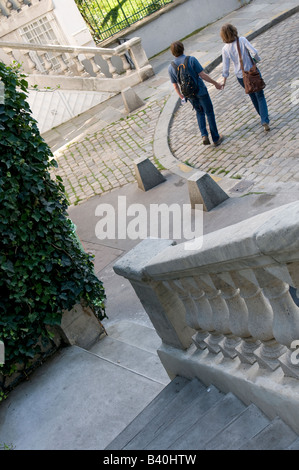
[51,12,299,206]
[169,12,299,186]
[51,98,168,206]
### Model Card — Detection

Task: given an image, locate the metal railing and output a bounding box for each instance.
[75,0,173,43]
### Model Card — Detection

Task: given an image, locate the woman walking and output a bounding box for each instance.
[220,23,270,132]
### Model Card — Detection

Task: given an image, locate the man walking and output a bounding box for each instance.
[168,41,224,146]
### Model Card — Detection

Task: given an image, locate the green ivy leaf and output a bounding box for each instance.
[0,62,106,383]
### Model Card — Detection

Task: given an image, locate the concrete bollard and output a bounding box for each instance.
[188,171,229,211]
[134,156,166,191]
[121,87,145,113]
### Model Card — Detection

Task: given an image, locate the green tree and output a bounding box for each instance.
[0,62,106,384]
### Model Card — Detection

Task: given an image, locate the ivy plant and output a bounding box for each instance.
[0,62,106,384]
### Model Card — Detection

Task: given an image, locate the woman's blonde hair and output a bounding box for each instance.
[220,23,238,43]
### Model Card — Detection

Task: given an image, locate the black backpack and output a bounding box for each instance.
[171,56,199,99]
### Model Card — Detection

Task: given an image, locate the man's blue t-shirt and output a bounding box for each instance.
[168,54,207,96]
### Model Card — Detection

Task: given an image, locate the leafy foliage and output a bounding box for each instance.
[74,0,173,42]
[101,0,128,29]
[0,62,106,380]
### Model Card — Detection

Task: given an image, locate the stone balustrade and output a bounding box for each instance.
[0,0,34,17]
[113,201,299,431]
[140,201,299,379]
[0,36,154,92]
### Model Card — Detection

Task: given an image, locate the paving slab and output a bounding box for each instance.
[0,345,166,450]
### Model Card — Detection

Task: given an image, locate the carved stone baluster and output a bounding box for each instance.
[103,55,119,78]
[42,53,54,75]
[8,0,21,10]
[0,0,11,16]
[119,52,132,75]
[196,274,241,359]
[87,54,105,78]
[255,266,299,376]
[71,53,89,76]
[230,265,287,371]
[180,277,221,353]
[55,53,70,75]
[257,267,299,345]
[211,272,254,362]
[230,269,274,365]
[3,48,15,66]
[165,279,210,350]
[24,51,39,74]
[279,262,299,378]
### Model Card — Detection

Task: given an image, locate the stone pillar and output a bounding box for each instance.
[128,38,150,69]
[113,238,195,350]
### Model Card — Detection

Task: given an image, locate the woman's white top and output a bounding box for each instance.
[222,36,261,79]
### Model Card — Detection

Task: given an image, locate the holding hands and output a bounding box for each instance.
[215,82,224,90]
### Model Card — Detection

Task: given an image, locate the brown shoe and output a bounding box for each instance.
[202,135,210,145]
[214,134,224,147]
[263,123,270,132]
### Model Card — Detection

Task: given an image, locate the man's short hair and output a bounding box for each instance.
[170,41,184,57]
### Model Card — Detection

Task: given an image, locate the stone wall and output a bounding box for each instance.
[99,0,252,59]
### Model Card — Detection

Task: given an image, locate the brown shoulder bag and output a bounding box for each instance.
[236,37,266,94]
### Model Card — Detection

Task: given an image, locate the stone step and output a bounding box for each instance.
[144,384,225,450]
[239,416,299,450]
[105,320,162,354]
[27,88,114,134]
[0,344,167,450]
[168,391,247,450]
[117,378,207,450]
[105,368,299,450]
[88,320,170,385]
[105,375,190,450]
[88,321,299,450]
[287,436,299,450]
[204,403,270,450]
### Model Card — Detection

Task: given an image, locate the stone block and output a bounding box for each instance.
[121,87,145,113]
[55,302,106,350]
[134,156,166,191]
[187,171,229,211]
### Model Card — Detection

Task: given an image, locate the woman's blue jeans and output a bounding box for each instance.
[189,92,220,143]
[237,76,269,125]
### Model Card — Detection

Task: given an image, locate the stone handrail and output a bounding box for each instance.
[114,201,299,380]
[0,37,154,91]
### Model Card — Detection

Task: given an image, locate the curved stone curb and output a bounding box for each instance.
[153,5,299,177]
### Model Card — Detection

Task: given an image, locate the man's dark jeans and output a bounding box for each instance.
[189,92,220,143]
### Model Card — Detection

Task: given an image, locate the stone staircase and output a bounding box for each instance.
[89,320,171,386]
[26,88,114,134]
[2,318,299,449]
[103,321,299,451]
